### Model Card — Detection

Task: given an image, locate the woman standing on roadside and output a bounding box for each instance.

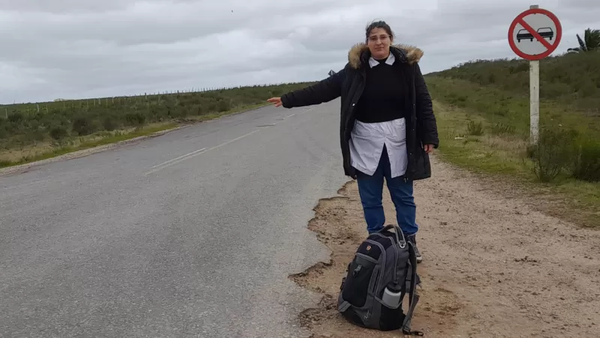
[267,20,438,263]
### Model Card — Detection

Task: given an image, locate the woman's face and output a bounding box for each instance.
[367,27,392,60]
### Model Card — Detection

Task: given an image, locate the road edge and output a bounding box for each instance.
[288,180,357,335]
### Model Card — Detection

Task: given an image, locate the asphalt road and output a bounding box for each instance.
[0,100,350,338]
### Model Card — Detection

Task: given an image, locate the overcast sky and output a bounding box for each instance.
[1,0,598,104]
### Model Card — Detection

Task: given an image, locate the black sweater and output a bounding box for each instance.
[355,59,408,123]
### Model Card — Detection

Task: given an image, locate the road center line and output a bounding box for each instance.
[150,147,207,169]
[143,129,261,176]
[0,178,53,192]
[202,129,261,153]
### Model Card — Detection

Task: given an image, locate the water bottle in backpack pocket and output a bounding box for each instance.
[382,285,402,309]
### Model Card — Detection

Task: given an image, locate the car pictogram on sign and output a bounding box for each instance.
[508,7,562,60]
[517,27,554,42]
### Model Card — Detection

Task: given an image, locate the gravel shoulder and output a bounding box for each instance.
[291,153,600,338]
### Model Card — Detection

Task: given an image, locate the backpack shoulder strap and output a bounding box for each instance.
[401,241,424,336]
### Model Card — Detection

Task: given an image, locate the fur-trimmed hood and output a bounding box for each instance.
[347,43,424,69]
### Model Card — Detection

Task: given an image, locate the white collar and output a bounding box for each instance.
[369,52,395,68]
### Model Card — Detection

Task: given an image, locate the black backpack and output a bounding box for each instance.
[337,224,423,336]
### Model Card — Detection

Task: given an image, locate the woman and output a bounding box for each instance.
[267,20,438,263]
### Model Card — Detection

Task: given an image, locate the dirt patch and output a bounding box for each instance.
[291,155,600,338]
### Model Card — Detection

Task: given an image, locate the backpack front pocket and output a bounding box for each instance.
[341,255,378,308]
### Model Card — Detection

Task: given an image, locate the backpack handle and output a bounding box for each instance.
[379,224,407,249]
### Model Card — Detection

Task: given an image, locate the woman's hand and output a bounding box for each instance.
[424,144,435,154]
[267,97,282,107]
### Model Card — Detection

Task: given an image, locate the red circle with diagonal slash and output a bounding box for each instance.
[508,8,562,60]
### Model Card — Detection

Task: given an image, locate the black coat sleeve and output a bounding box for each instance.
[280,69,345,108]
[414,63,439,148]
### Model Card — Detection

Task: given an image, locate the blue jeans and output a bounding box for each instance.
[355,146,418,235]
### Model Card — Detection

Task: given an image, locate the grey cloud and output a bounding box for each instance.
[1,0,599,103]
[0,0,127,13]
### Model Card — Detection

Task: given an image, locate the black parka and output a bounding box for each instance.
[280,43,439,180]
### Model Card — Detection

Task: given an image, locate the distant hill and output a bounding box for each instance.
[425,51,600,114]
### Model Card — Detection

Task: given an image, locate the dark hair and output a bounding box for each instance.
[365,20,394,42]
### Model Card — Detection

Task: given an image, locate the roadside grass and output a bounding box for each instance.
[0,83,313,169]
[0,122,179,168]
[427,75,600,228]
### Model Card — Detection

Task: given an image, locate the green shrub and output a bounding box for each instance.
[49,126,68,141]
[490,122,515,135]
[8,112,23,124]
[571,138,600,182]
[217,100,231,112]
[530,128,576,182]
[467,120,484,136]
[26,130,46,144]
[102,117,118,131]
[446,92,468,107]
[124,112,146,126]
[72,116,97,136]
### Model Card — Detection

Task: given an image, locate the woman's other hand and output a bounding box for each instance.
[424,144,435,153]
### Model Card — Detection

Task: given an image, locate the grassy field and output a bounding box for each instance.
[424,51,600,228]
[0,82,315,168]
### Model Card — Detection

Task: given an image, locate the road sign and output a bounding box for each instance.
[508,7,562,61]
[508,5,562,145]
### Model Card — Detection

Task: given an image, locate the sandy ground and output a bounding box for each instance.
[290,154,600,338]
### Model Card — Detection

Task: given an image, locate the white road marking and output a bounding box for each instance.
[283,113,296,120]
[150,147,207,169]
[0,178,52,192]
[202,129,261,152]
[143,129,261,176]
